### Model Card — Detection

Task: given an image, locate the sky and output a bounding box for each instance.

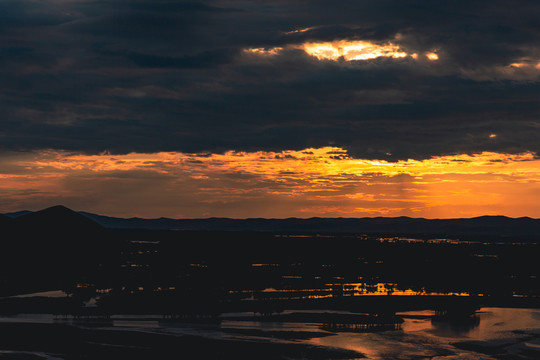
[2,0,540,218]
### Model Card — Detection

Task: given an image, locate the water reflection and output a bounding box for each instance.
[239,282,472,301]
[311,308,540,359]
[0,308,538,359]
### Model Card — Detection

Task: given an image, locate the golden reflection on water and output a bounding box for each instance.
[337,283,470,297]
[231,283,471,301]
[308,308,540,360]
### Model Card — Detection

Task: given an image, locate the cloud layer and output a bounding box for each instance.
[2,148,540,218]
[2,0,540,160]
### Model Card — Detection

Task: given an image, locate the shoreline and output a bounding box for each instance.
[0,322,364,360]
[1,307,539,360]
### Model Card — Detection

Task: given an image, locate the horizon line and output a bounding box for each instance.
[3,205,539,221]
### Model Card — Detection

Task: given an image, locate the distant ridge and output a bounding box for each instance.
[4,210,32,218]
[78,211,540,239]
[3,206,540,240]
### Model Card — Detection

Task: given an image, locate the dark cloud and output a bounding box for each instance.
[118,48,239,68]
[1,0,540,159]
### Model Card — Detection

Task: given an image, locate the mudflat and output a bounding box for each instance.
[0,322,364,360]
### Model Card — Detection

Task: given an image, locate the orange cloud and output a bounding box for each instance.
[426,52,439,61]
[243,47,284,56]
[1,148,540,218]
[244,40,413,62]
[302,40,408,61]
[243,39,445,64]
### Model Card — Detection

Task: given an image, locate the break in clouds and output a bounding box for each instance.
[2,0,540,160]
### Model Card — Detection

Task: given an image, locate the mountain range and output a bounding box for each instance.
[3,206,540,240]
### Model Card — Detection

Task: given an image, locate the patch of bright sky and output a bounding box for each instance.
[302,40,409,61]
[244,39,437,62]
[2,147,540,218]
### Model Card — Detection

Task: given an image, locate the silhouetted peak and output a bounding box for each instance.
[38,205,73,214]
[15,205,103,233]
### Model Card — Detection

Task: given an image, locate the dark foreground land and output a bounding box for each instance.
[1,206,540,359]
[1,206,540,315]
[1,307,539,360]
[0,322,363,360]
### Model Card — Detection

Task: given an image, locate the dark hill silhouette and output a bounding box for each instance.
[14,205,103,234]
[1,206,111,297]
[0,213,13,228]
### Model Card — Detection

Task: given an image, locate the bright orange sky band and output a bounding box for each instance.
[1,147,540,218]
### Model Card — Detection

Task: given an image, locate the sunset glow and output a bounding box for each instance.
[426,52,439,60]
[3,1,540,350]
[302,40,408,61]
[2,148,540,218]
[243,40,448,64]
[284,27,314,34]
[243,47,284,56]
[3,0,540,221]
[244,40,413,62]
